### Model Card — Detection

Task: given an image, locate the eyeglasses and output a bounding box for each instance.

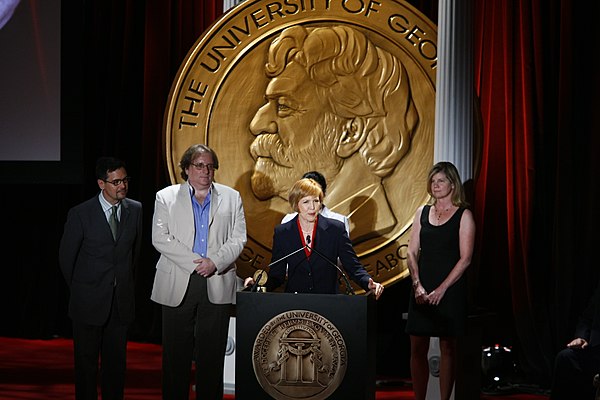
[104,176,131,186]
[190,162,216,172]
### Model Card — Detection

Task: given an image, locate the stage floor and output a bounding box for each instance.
[0,337,549,399]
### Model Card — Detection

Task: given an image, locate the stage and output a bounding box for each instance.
[0,337,549,399]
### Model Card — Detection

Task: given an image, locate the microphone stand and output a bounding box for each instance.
[305,237,355,296]
[250,245,308,292]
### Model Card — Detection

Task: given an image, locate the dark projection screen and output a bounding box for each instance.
[0,0,60,161]
[0,0,83,183]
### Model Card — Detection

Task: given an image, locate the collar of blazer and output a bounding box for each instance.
[184,181,222,226]
[283,213,337,243]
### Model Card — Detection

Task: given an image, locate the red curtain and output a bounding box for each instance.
[473,0,547,377]
[473,0,600,382]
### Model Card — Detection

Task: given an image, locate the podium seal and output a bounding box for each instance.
[252,309,347,399]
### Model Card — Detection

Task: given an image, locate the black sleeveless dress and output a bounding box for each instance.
[405,205,467,337]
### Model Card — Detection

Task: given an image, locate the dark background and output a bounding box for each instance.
[0,0,598,388]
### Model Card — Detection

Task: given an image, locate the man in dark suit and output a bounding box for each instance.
[551,280,600,399]
[59,156,143,400]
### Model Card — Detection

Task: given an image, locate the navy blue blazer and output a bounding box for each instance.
[266,215,371,294]
[59,195,143,326]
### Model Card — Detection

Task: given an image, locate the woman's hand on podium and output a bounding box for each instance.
[368,278,384,300]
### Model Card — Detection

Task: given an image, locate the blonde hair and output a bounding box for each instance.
[426,161,469,207]
[288,178,323,212]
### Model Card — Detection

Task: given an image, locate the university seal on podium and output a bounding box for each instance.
[252,310,347,399]
[163,0,438,289]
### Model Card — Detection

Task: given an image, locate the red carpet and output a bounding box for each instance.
[0,337,548,399]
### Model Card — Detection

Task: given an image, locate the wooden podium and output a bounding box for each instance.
[235,292,376,399]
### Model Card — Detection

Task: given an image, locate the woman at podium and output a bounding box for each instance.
[245,178,383,299]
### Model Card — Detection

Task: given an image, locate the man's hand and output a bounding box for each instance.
[193,258,217,277]
[566,338,588,349]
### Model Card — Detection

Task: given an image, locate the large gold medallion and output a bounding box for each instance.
[164,0,438,289]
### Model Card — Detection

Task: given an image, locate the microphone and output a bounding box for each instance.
[305,236,356,296]
[250,244,308,292]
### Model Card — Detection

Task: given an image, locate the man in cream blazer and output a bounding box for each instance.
[150,180,246,306]
[151,144,246,400]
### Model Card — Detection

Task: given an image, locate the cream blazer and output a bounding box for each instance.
[150,181,247,307]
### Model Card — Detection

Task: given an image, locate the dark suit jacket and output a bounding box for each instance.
[59,194,143,326]
[575,281,600,347]
[266,215,371,294]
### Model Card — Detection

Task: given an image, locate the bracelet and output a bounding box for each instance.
[412,279,420,288]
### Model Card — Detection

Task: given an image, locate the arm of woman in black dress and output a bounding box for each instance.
[407,206,428,304]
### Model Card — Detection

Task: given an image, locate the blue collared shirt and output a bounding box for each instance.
[190,186,211,258]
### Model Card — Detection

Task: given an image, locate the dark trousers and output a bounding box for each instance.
[551,346,600,400]
[72,298,128,400]
[161,274,232,400]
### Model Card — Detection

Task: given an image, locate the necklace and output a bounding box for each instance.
[434,205,450,224]
[300,225,314,240]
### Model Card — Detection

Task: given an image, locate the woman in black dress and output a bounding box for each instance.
[406,162,476,400]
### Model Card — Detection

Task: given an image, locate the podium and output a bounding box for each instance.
[236,292,376,399]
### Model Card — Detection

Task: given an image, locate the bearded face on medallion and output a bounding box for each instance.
[248,25,419,243]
